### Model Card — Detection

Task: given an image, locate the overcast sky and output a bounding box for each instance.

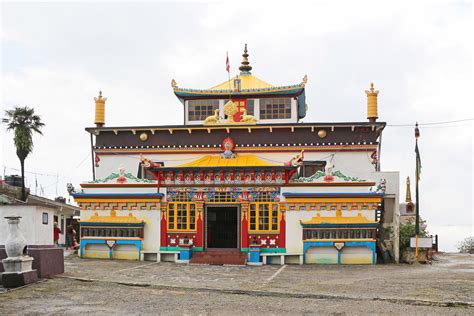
[1,1,472,251]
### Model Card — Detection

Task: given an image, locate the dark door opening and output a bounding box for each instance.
[206,206,238,249]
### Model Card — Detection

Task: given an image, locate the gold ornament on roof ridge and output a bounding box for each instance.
[301,75,308,86]
[365,82,379,122]
[171,79,178,89]
[94,90,107,127]
[239,44,252,73]
[365,82,379,96]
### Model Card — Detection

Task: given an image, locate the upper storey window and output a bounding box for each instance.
[188,100,219,121]
[260,98,291,120]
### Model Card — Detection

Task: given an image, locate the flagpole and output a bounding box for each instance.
[228,69,232,101]
[415,122,420,259]
[226,51,232,102]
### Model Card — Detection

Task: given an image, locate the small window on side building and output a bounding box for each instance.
[42,212,48,225]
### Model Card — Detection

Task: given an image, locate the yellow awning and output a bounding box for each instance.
[301,213,376,225]
[174,155,279,168]
[83,211,144,224]
[209,73,273,91]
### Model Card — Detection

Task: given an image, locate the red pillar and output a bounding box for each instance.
[279,211,286,249]
[160,210,167,248]
[241,203,249,249]
[195,206,204,248]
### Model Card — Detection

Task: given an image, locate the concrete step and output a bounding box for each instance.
[190,250,247,265]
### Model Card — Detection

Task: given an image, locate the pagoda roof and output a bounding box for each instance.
[167,154,283,169]
[173,79,305,99]
[171,46,306,99]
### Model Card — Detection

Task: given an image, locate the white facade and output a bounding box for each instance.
[0,205,68,245]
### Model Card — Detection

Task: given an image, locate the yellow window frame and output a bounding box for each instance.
[167,202,197,232]
[248,202,280,232]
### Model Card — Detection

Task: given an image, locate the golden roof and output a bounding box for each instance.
[174,155,278,168]
[301,212,376,225]
[83,210,144,224]
[209,74,273,91]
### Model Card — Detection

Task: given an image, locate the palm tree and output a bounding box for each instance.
[3,106,45,201]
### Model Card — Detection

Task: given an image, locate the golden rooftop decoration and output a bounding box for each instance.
[405,176,412,203]
[171,79,177,89]
[301,212,376,225]
[85,210,144,224]
[301,75,308,86]
[223,100,238,122]
[365,83,379,122]
[239,43,252,73]
[94,91,107,127]
[203,101,257,126]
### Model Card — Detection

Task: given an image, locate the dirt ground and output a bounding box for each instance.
[0,252,472,315]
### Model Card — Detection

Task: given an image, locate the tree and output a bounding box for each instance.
[3,106,45,201]
[399,218,427,252]
[457,236,474,254]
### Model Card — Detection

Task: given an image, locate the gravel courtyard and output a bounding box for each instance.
[0,252,472,315]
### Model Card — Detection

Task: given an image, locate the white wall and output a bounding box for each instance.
[0,205,54,245]
[94,150,376,180]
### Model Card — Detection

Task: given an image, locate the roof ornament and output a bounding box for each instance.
[365,82,379,122]
[238,44,252,74]
[94,90,107,127]
[171,79,178,89]
[405,176,412,202]
[301,75,308,86]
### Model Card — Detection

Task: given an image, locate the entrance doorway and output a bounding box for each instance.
[205,206,239,249]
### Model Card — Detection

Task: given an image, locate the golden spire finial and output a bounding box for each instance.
[239,43,252,74]
[405,176,412,203]
[301,75,308,86]
[94,90,107,127]
[171,79,177,89]
[365,82,379,122]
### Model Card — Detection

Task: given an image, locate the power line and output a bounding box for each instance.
[387,118,473,127]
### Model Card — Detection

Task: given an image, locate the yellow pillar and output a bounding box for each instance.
[365,83,379,122]
[94,91,107,127]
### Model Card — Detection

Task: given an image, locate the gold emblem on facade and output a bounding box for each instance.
[317,129,327,138]
[139,132,148,141]
[203,100,257,126]
[223,100,238,123]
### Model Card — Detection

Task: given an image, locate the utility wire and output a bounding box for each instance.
[387,118,473,127]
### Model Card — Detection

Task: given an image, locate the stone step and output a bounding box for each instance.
[190,250,247,265]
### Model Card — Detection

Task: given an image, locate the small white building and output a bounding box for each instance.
[0,183,80,246]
